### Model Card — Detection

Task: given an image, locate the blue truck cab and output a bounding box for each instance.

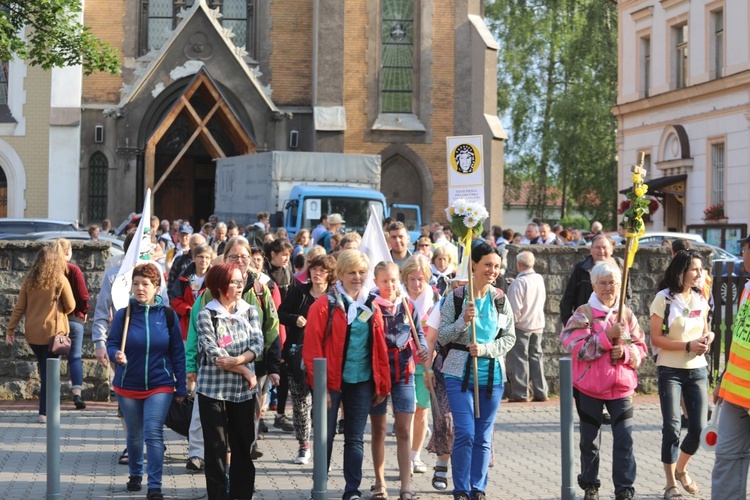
[284,185,421,242]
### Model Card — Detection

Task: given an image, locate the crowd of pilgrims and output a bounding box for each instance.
[6,210,739,500]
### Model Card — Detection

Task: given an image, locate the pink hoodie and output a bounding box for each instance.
[560,302,647,400]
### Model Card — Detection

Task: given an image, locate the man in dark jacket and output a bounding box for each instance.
[559,234,624,326]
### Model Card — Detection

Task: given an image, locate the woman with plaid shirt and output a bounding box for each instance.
[195,262,264,500]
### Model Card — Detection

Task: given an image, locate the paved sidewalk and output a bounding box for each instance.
[0,397,727,499]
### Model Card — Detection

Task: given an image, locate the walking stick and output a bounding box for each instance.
[400,296,442,417]
[465,234,480,418]
[119,304,132,353]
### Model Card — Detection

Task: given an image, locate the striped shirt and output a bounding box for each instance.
[196,299,264,403]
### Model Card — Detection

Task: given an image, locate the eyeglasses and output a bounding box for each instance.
[229,280,245,287]
[594,281,619,288]
[227,254,250,262]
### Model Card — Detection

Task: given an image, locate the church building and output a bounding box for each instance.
[80,0,506,227]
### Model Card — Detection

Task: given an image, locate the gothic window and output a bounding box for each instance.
[0,166,7,218]
[88,153,109,223]
[380,0,414,113]
[142,1,256,57]
[0,60,13,123]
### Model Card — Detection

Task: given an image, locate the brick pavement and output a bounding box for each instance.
[0,397,731,499]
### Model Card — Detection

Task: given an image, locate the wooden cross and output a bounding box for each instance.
[631,152,647,178]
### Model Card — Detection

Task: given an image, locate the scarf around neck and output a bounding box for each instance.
[335,281,372,324]
[588,292,618,326]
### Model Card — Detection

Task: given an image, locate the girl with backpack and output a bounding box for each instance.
[368,261,428,500]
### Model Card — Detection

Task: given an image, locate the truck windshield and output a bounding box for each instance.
[303,198,384,234]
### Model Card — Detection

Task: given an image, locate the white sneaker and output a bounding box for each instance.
[412,459,427,473]
[294,446,311,465]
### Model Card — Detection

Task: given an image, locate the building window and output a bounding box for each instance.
[711,10,724,78]
[640,36,650,98]
[673,24,688,89]
[142,1,256,57]
[710,142,725,206]
[380,0,414,114]
[88,153,109,223]
[0,61,8,105]
[641,152,651,177]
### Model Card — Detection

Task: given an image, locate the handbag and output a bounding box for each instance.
[48,288,71,356]
[164,394,194,437]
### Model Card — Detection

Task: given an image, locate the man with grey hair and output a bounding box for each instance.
[506,250,548,402]
[539,223,564,245]
[520,223,542,244]
[209,221,228,254]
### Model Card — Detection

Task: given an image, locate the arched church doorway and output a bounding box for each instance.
[143,69,255,226]
[381,155,424,210]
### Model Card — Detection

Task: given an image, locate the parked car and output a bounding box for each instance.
[693,242,744,304]
[638,232,705,245]
[0,218,80,236]
[0,231,124,258]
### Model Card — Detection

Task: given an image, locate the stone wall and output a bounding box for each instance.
[0,241,112,401]
[504,244,673,394]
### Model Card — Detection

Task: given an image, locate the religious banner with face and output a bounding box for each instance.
[446,135,485,206]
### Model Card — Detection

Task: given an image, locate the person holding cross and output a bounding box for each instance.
[437,242,515,500]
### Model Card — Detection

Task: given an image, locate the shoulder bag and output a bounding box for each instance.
[48,287,71,356]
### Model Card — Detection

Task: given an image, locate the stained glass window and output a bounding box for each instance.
[381,0,414,113]
[88,153,109,223]
[145,1,255,56]
[0,61,8,105]
[148,0,173,52]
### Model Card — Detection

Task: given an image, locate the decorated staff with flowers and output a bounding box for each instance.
[614,153,650,356]
[437,199,516,500]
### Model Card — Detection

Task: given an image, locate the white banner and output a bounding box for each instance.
[111,189,168,310]
[358,207,392,289]
[446,135,485,206]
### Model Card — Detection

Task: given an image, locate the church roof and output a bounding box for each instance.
[117,0,278,114]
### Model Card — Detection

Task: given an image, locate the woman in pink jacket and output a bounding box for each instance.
[560,261,647,500]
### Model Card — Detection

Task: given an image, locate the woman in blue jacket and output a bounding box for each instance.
[108,262,187,500]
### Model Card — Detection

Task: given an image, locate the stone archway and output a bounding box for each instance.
[379,145,434,222]
[0,139,25,217]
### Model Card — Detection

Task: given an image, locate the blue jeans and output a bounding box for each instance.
[327,381,374,500]
[118,391,173,490]
[30,344,55,416]
[658,366,708,463]
[67,320,84,390]
[445,377,503,496]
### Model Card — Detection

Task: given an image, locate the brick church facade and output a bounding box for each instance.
[80,0,505,227]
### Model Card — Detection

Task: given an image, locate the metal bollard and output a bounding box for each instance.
[46,357,61,499]
[312,358,328,500]
[560,357,576,500]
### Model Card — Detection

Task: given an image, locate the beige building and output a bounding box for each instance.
[80,0,506,228]
[0,55,82,221]
[613,0,749,246]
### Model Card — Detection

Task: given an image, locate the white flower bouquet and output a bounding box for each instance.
[445,199,489,240]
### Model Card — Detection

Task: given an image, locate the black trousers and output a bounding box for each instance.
[198,394,256,500]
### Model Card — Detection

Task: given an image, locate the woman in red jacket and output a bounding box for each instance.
[302,249,391,500]
[170,243,213,340]
[54,238,90,409]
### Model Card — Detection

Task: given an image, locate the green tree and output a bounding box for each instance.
[0,0,119,75]
[488,0,619,227]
